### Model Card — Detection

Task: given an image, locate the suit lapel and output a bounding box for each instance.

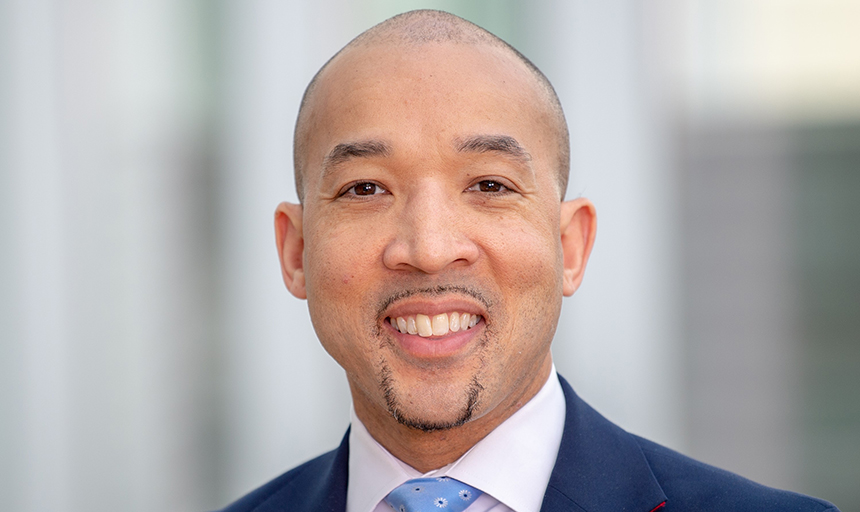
[307,429,349,512]
[252,428,349,512]
[540,376,667,512]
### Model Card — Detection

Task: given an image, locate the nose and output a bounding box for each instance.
[382,186,480,273]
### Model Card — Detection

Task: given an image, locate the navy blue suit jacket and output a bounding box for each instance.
[219,375,839,512]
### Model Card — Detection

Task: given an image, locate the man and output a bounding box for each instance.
[220,10,839,512]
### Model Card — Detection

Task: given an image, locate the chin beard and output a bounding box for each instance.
[380,366,484,433]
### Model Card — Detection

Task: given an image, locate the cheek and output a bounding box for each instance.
[301,221,388,358]
[305,222,382,300]
[481,214,564,345]
[486,214,563,288]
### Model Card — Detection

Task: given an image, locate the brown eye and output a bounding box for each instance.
[477,180,505,193]
[354,183,377,195]
[346,182,386,196]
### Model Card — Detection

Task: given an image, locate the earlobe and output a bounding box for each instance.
[560,198,597,297]
[275,202,307,299]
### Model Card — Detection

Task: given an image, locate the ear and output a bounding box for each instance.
[275,202,307,299]
[560,198,597,296]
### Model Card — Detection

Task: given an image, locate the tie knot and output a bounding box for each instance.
[384,477,482,512]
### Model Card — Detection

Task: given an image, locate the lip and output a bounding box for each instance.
[387,317,484,359]
[383,298,485,319]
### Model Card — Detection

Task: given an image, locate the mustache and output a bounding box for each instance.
[376,284,493,316]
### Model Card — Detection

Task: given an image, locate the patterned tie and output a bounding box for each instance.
[384,477,483,512]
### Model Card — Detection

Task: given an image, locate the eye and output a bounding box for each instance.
[468,179,510,194]
[343,182,387,196]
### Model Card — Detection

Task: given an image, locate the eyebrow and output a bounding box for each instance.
[323,140,391,170]
[455,134,532,164]
[320,135,531,180]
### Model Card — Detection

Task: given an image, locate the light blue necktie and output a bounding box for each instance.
[384,477,483,512]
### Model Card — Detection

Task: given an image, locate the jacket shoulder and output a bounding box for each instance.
[633,436,840,512]
[215,432,349,512]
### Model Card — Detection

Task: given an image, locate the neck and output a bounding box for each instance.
[353,360,553,473]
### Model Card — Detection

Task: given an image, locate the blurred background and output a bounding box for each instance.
[2,0,858,510]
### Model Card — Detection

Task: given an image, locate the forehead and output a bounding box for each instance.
[301,42,558,179]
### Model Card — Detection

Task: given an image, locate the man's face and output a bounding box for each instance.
[281,42,590,431]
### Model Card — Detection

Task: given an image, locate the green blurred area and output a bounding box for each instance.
[797,123,860,510]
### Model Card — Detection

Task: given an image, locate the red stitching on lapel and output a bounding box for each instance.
[649,501,667,512]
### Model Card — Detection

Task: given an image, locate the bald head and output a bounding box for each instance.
[293,10,570,201]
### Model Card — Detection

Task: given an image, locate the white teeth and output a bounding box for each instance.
[416,314,433,337]
[432,314,448,336]
[449,312,460,332]
[390,312,482,336]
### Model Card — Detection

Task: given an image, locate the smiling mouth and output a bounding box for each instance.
[388,312,482,337]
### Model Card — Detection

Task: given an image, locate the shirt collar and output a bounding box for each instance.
[347,366,566,512]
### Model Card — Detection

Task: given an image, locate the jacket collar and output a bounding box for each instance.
[540,376,667,512]
[253,429,350,512]
[309,429,349,512]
